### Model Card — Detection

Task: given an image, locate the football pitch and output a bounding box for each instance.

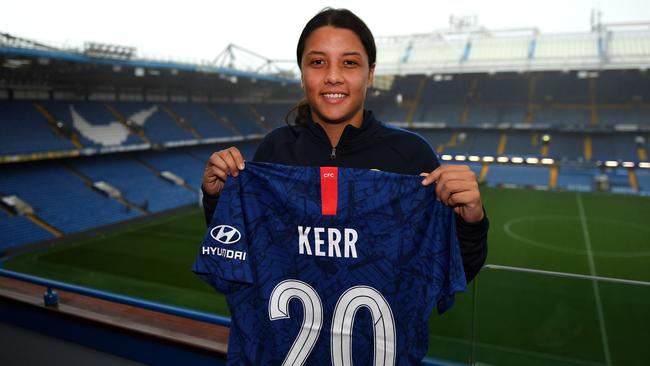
[3,187,650,366]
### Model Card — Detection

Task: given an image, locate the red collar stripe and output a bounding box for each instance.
[320,167,338,216]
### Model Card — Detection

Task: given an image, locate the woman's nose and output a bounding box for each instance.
[325,65,343,84]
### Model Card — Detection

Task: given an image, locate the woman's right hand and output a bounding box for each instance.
[202,147,246,196]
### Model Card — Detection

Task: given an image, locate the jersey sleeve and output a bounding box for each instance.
[436,206,468,314]
[192,175,254,294]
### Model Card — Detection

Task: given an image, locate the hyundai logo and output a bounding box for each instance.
[210,225,242,244]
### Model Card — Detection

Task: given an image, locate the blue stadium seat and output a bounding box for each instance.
[168,103,235,138]
[0,162,140,234]
[70,155,197,213]
[504,132,541,156]
[251,103,293,128]
[0,101,76,155]
[485,164,550,186]
[212,104,266,135]
[556,167,597,191]
[548,134,584,160]
[114,102,195,143]
[136,150,204,190]
[0,213,53,252]
[637,169,650,193]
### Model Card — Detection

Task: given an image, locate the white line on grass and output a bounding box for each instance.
[430,334,606,366]
[576,193,612,366]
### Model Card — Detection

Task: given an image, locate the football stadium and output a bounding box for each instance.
[1,5,650,366]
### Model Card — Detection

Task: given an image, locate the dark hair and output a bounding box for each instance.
[286,8,377,125]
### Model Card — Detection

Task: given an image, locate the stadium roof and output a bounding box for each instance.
[0,32,299,84]
[374,21,650,75]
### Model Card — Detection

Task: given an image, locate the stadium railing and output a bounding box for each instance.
[0,268,230,327]
[0,267,453,365]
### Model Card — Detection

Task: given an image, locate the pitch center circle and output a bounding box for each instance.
[503,215,650,257]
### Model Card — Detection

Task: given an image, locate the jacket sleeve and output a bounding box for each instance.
[455,208,489,284]
[420,145,488,285]
[202,185,219,226]
[202,135,274,226]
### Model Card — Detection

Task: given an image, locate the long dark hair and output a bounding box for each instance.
[286,8,377,125]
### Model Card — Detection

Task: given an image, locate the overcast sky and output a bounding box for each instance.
[2,0,650,63]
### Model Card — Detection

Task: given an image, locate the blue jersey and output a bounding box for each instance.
[192,162,466,365]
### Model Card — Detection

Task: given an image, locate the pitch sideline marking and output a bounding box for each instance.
[430,334,605,366]
[576,193,612,366]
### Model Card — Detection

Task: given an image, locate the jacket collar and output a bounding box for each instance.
[302,110,380,148]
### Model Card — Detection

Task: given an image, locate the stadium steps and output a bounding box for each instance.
[478,163,489,183]
[202,106,242,136]
[130,156,198,194]
[584,136,593,161]
[248,105,273,131]
[628,169,639,191]
[436,132,458,154]
[526,74,537,124]
[549,165,558,188]
[60,162,149,215]
[105,103,151,144]
[638,146,648,161]
[403,77,427,124]
[459,78,479,124]
[160,106,202,139]
[497,134,507,155]
[33,102,83,149]
[24,213,63,237]
[589,78,598,126]
[0,201,13,217]
[539,133,549,157]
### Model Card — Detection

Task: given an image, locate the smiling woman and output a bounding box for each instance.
[198,7,489,365]
[201,5,487,287]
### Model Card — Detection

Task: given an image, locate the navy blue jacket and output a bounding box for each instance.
[202,110,488,283]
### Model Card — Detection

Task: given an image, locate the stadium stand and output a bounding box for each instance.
[556,166,598,191]
[69,155,197,213]
[484,164,550,187]
[545,133,585,161]
[0,101,76,155]
[250,103,294,128]
[113,102,196,143]
[0,161,140,234]
[637,168,650,193]
[135,150,204,190]
[212,103,267,135]
[1,26,649,250]
[503,132,542,156]
[41,101,143,147]
[186,140,261,163]
[166,103,233,139]
[0,213,53,252]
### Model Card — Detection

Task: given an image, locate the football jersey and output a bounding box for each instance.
[192,162,466,365]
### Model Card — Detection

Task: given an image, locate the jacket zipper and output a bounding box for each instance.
[330,146,337,159]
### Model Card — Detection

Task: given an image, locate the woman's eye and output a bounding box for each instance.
[344,60,358,66]
[311,59,324,65]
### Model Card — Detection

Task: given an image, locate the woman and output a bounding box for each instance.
[201,8,487,284]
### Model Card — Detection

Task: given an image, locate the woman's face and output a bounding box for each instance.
[301,26,374,127]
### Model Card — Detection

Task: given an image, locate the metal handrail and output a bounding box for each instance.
[0,268,231,327]
[483,264,650,287]
[1,267,455,365]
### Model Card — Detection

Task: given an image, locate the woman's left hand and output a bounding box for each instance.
[421,165,484,223]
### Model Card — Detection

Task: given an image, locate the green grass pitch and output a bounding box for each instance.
[3,188,650,365]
